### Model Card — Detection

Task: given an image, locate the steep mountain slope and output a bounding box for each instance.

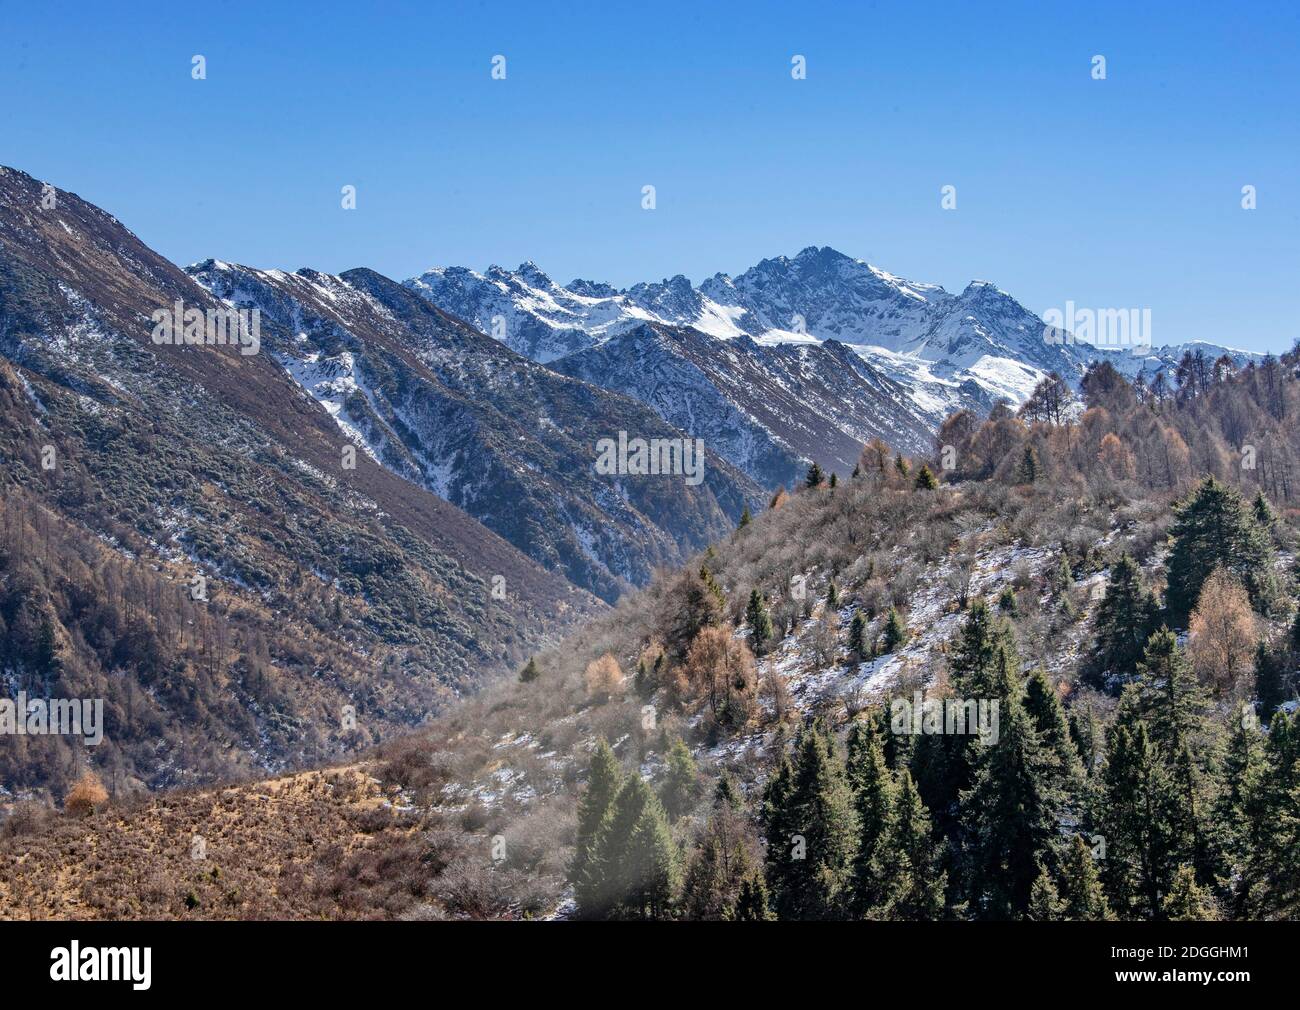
[187,261,759,601]
[405,248,1266,485]
[551,322,941,484]
[0,165,598,794]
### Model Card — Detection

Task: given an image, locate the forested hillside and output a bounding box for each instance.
[5,350,1299,920]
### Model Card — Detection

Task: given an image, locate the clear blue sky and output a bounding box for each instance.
[2,0,1297,351]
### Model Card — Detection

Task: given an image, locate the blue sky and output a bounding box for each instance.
[2,0,1297,351]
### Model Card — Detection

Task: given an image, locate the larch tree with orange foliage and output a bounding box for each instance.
[1187,569,1259,697]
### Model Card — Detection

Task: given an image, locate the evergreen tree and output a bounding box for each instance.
[1214,706,1264,900]
[1134,627,1207,757]
[1254,640,1291,722]
[737,504,752,530]
[1084,554,1159,687]
[746,589,774,653]
[731,872,775,920]
[1059,834,1111,920]
[849,611,868,661]
[1016,444,1040,484]
[1165,476,1275,624]
[1252,489,1277,531]
[660,736,701,820]
[827,580,839,608]
[805,461,825,488]
[572,739,623,917]
[1024,669,1085,790]
[1027,865,1064,921]
[1238,709,1300,917]
[881,607,908,653]
[914,464,939,490]
[1097,702,1186,919]
[518,656,540,683]
[762,726,859,919]
[876,770,947,920]
[894,453,910,479]
[960,692,1069,919]
[1162,865,1219,921]
[829,472,838,489]
[996,584,1019,616]
[621,792,682,919]
[845,718,895,915]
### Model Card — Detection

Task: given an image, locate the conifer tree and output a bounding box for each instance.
[1024,669,1084,790]
[737,504,752,530]
[996,584,1019,616]
[805,461,825,488]
[894,453,910,479]
[1162,865,1219,921]
[683,783,759,920]
[518,656,540,683]
[622,792,682,920]
[1165,476,1275,623]
[960,692,1068,919]
[762,727,859,919]
[746,589,774,653]
[914,464,939,490]
[1016,444,1040,484]
[846,718,894,915]
[1254,640,1291,722]
[1059,834,1111,920]
[1097,702,1185,919]
[876,770,947,920]
[1238,709,1300,917]
[1027,865,1064,921]
[829,472,838,489]
[1084,553,1159,686]
[572,739,623,918]
[731,872,775,920]
[849,611,868,661]
[827,580,839,608]
[660,736,701,821]
[881,607,908,653]
[1252,489,1277,531]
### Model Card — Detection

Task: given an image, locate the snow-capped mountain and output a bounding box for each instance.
[189,260,760,600]
[405,247,1264,487]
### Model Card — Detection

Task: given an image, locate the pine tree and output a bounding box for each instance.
[1162,865,1219,921]
[846,718,894,915]
[894,453,910,479]
[1254,640,1291,722]
[1024,669,1084,790]
[1059,834,1111,920]
[876,770,947,920]
[598,774,656,917]
[731,872,775,920]
[1134,627,1207,757]
[849,611,868,661]
[572,739,623,918]
[1165,476,1276,624]
[829,472,838,489]
[1097,701,1186,919]
[1016,444,1040,484]
[826,580,839,608]
[1252,489,1277,531]
[746,589,774,653]
[881,607,908,653]
[1214,706,1264,899]
[805,461,825,488]
[1238,709,1300,917]
[1027,865,1064,921]
[737,504,752,530]
[683,786,759,919]
[660,736,701,820]
[622,792,682,919]
[960,692,1068,919]
[762,726,859,919]
[914,464,939,490]
[1084,554,1159,687]
[996,584,1018,616]
[518,656,540,683]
